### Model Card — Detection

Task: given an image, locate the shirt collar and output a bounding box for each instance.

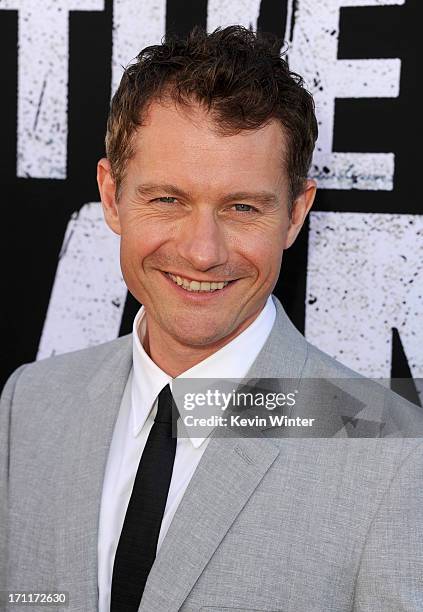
[131,295,276,447]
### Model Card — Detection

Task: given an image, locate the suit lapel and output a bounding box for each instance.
[56,335,133,609]
[138,430,279,612]
[139,296,309,611]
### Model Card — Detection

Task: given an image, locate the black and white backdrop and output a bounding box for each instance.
[1,0,421,401]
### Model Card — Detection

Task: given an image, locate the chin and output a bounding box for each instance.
[165,317,234,348]
[172,327,228,348]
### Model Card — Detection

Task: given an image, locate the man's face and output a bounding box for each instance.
[98,99,315,351]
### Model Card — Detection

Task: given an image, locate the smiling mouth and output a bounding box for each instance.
[165,272,232,293]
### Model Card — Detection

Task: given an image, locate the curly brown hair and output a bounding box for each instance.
[105,25,318,208]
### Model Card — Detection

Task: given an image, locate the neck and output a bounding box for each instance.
[142,308,264,377]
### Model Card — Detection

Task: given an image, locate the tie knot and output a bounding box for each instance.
[155,384,177,425]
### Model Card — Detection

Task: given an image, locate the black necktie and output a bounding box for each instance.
[110,384,177,611]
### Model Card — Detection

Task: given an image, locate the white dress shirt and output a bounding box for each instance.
[97,295,276,611]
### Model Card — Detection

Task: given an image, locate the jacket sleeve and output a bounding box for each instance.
[353,440,423,611]
[0,365,28,598]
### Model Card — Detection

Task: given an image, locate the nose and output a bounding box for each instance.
[176,207,229,272]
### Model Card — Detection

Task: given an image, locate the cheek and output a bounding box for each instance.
[237,226,285,271]
[120,221,167,262]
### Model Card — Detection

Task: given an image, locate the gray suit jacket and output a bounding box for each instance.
[1,295,423,612]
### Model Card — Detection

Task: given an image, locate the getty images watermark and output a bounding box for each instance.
[171,378,315,440]
[182,387,316,429]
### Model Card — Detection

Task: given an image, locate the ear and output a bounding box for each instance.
[284,179,317,249]
[97,158,122,235]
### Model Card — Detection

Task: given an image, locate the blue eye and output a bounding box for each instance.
[233,203,255,212]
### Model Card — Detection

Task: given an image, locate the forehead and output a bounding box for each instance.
[127,99,288,193]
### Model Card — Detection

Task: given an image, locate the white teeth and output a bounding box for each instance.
[167,273,229,292]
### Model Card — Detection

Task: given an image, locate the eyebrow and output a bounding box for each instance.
[135,183,279,207]
[135,183,189,200]
[221,191,279,207]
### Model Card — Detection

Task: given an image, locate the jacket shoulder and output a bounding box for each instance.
[2,334,132,400]
[302,341,423,438]
[303,339,365,380]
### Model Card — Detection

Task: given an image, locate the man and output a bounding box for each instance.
[1,25,422,612]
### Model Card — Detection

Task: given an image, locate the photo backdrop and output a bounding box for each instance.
[1,0,421,401]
